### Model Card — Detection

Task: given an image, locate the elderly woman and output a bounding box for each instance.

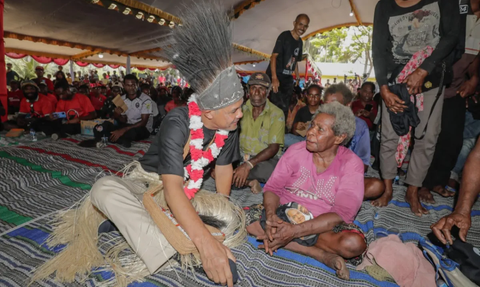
[246,102,366,280]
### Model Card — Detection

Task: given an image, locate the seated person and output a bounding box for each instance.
[351,82,377,130]
[284,84,322,148]
[286,86,306,133]
[13,81,54,131]
[7,80,23,114]
[235,72,284,192]
[41,82,96,139]
[93,74,153,148]
[246,102,366,280]
[165,86,186,112]
[98,83,123,119]
[78,84,90,96]
[89,85,107,114]
[38,82,58,107]
[431,138,480,246]
[323,83,385,200]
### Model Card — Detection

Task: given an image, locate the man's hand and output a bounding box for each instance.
[402,68,428,95]
[272,77,280,93]
[198,235,236,287]
[110,128,126,142]
[381,86,407,114]
[258,221,296,253]
[114,107,123,116]
[431,211,471,245]
[67,118,80,124]
[458,77,479,98]
[233,163,251,188]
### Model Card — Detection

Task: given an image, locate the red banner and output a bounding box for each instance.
[53,58,69,66]
[5,52,27,59]
[92,63,105,68]
[31,55,53,64]
[75,61,90,67]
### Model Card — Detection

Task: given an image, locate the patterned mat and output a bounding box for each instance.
[1,135,479,286]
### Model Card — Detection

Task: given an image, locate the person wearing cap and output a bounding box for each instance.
[34,66,54,92]
[234,72,284,192]
[16,80,54,130]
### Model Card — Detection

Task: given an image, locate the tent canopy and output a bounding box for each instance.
[4,0,377,69]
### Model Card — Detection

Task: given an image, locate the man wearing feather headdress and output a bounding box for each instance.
[33,2,246,287]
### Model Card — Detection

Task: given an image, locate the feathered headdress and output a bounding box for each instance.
[163,0,243,110]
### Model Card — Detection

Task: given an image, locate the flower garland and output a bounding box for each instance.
[183,94,229,199]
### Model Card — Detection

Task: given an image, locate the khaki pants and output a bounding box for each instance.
[90,176,176,274]
[380,87,444,187]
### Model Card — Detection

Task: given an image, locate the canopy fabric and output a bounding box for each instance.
[3,0,377,70]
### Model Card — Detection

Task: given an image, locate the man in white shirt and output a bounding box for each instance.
[106,74,153,147]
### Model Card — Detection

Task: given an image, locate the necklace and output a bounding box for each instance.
[183,94,229,199]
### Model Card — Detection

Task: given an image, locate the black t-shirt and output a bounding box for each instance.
[293,106,314,126]
[266,31,303,79]
[139,107,240,176]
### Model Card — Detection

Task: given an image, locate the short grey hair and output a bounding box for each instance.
[323,83,354,105]
[312,101,356,146]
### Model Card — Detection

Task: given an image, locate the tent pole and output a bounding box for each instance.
[69,60,74,80]
[126,56,131,74]
[0,0,7,122]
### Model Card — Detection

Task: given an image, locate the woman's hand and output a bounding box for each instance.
[380,85,407,114]
[402,68,428,95]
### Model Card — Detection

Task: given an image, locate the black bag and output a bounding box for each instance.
[445,240,480,285]
[387,84,421,136]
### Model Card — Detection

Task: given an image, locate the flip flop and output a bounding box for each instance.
[444,185,457,194]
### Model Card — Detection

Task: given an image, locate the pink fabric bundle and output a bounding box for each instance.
[357,235,436,287]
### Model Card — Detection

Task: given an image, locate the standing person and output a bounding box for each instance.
[267,14,310,117]
[420,0,480,202]
[371,0,460,216]
[6,63,19,85]
[34,66,54,92]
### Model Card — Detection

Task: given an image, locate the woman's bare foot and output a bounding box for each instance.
[371,179,393,207]
[284,242,350,280]
[418,187,435,204]
[405,186,428,216]
[431,185,455,197]
[313,251,350,280]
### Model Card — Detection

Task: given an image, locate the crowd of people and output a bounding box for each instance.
[4,0,480,286]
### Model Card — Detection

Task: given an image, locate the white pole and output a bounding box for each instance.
[126,56,131,74]
[69,60,74,79]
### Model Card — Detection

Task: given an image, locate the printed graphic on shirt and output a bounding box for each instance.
[388,2,440,64]
[285,166,337,204]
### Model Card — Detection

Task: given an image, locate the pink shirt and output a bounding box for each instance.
[264,141,364,223]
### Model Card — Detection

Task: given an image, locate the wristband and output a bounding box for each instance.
[245,160,254,169]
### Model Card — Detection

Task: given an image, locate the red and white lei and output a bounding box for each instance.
[184,94,229,199]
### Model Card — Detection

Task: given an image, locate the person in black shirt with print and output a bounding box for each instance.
[267,14,309,118]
